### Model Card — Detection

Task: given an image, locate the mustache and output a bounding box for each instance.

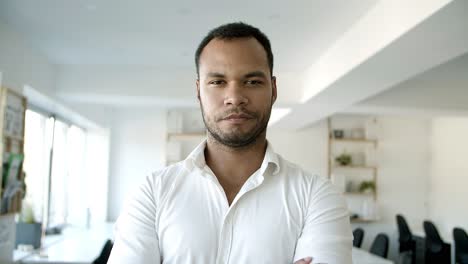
[217,108,257,121]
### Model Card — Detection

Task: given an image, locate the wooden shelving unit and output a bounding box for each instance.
[327,116,380,222]
[0,86,27,216]
[165,110,206,166]
[351,218,377,223]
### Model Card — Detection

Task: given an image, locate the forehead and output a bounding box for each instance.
[198,37,270,77]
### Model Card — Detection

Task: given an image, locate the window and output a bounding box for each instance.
[23,110,53,224]
[23,109,87,228]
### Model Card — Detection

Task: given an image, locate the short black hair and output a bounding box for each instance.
[195,22,274,78]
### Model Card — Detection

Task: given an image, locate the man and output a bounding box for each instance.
[108,22,352,264]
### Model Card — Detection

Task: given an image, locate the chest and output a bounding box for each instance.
[156,176,305,263]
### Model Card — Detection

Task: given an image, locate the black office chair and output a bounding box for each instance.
[353,228,364,248]
[423,220,451,264]
[93,239,114,264]
[454,227,468,264]
[396,214,416,263]
[370,233,389,259]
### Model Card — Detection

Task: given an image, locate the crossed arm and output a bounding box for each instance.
[108,175,353,264]
[291,176,353,264]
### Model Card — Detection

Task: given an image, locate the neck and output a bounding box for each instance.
[204,133,267,195]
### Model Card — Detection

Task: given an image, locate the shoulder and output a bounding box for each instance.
[145,161,189,198]
[276,155,343,205]
[126,162,189,208]
[277,155,331,188]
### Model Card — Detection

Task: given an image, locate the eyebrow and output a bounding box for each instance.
[206,72,225,78]
[205,71,268,79]
[244,71,267,79]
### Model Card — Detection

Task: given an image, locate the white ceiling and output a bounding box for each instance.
[348,52,468,115]
[0,0,375,72]
[1,0,468,129]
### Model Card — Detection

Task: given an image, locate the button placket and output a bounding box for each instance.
[208,167,267,264]
[216,208,235,264]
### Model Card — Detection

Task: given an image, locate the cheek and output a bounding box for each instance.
[201,91,223,108]
[200,94,221,119]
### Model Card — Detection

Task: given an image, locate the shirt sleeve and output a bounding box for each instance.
[293,176,353,264]
[108,175,161,264]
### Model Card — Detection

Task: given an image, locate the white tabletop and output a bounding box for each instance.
[16,224,391,264]
[18,222,114,264]
[352,247,394,264]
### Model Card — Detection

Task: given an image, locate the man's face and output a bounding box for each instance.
[196,37,277,148]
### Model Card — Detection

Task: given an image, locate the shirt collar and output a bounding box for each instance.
[184,139,280,175]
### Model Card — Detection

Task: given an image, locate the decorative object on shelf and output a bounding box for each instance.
[2,153,23,187]
[358,180,376,194]
[345,181,354,193]
[335,152,352,166]
[333,129,344,139]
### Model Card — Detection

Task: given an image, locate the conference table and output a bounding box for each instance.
[352,247,394,264]
[15,223,393,264]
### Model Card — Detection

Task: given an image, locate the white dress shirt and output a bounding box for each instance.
[108,140,353,264]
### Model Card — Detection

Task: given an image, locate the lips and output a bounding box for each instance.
[223,113,252,120]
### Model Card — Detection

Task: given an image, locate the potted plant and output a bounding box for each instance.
[15,202,42,249]
[358,181,376,194]
[335,153,352,166]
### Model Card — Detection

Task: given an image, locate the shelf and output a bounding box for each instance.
[167,132,206,141]
[351,218,378,223]
[330,138,377,145]
[332,165,377,170]
[344,192,374,196]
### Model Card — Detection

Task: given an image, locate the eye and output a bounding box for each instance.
[246,79,263,86]
[209,80,225,85]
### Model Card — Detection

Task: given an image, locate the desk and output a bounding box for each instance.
[353,247,394,264]
[15,225,390,264]
[16,223,114,264]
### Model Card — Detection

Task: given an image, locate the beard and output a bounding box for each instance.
[199,102,272,148]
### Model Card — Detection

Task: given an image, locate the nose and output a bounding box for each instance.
[223,82,248,106]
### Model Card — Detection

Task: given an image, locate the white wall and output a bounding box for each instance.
[270,116,431,263]
[0,21,56,96]
[107,108,167,221]
[429,117,468,240]
[85,128,111,225]
[268,120,329,177]
[352,117,431,262]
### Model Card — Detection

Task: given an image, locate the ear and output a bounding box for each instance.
[196,79,201,101]
[271,76,277,105]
